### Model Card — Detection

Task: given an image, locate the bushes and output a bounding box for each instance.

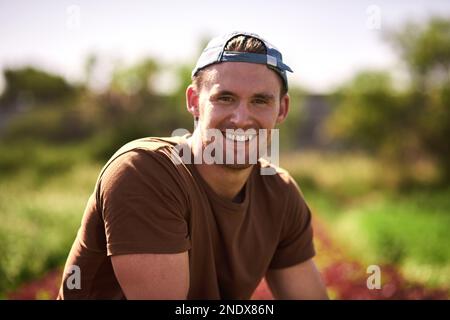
[333,191,450,287]
[283,151,450,288]
[0,143,101,296]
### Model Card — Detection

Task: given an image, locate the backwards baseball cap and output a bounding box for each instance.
[192,31,293,90]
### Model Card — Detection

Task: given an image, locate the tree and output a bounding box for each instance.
[327,17,450,183]
[0,67,76,110]
[386,17,450,180]
[326,71,408,155]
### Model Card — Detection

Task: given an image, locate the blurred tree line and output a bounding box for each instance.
[0,17,449,184]
[0,57,197,160]
[0,44,304,162]
[326,17,450,184]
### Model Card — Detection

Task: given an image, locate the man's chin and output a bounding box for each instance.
[221,162,254,170]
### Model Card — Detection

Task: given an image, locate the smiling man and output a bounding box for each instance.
[57,31,329,300]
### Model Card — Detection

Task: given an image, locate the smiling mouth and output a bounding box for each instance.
[223,131,257,142]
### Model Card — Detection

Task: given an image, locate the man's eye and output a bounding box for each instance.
[218,96,233,102]
[253,99,267,105]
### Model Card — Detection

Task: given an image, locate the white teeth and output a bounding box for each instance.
[224,132,256,142]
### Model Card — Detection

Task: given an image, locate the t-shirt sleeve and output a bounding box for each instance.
[98,149,191,256]
[269,177,316,269]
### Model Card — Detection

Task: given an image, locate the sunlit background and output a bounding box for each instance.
[0,0,449,299]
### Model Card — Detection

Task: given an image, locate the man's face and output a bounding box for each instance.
[187,62,289,169]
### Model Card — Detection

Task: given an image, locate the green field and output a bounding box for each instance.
[0,142,102,297]
[282,151,450,289]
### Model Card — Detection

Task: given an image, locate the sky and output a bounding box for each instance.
[0,0,449,93]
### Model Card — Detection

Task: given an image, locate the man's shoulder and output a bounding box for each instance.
[97,135,190,186]
[113,135,187,157]
[257,158,304,197]
[257,158,295,184]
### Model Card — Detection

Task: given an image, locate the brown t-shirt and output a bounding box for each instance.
[57,135,315,299]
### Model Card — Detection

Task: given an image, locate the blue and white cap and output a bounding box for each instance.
[192,31,293,90]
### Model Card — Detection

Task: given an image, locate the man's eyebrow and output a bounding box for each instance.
[211,90,236,97]
[253,93,275,100]
[211,91,275,100]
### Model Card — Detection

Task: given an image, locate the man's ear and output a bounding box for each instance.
[276,93,290,125]
[186,84,200,119]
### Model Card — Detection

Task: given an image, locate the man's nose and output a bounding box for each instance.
[229,101,253,128]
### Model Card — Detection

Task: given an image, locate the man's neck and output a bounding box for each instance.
[195,162,253,202]
[187,132,254,202]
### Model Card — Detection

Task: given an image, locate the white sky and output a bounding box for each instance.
[0,0,449,93]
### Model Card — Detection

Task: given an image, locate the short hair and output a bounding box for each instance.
[192,35,288,97]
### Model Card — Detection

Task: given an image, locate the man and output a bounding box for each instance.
[57,31,329,299]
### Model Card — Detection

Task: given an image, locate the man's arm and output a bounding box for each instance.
[265,258,329,300]
[111,252,189,299]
